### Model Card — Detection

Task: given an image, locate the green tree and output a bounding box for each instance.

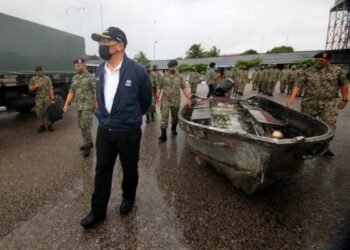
[235,58,261,68]
[241,49,258,55]
[294,59,315,68]
[205,46,221,57]
[185,44,205,59]
[134,51,150,66]
[267,46,294,54]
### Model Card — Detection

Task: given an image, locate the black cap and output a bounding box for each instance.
[209,62,216,68]
[35,65,43,71]
[73,58,86,64]
[91,27,128,46]
[167,60,178,67]
[145,64,151,70]
[152,64,158,69]
[314,51,331,59]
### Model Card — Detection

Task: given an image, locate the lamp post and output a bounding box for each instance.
[153,40,158,63]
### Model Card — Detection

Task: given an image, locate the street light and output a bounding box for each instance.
[153,41,158,62]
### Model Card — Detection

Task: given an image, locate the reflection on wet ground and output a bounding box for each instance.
[0,83,350,249]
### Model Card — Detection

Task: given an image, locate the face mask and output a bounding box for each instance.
[170,69,176,74]
[99,45,113,61]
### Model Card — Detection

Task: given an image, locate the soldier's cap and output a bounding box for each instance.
[91,27,128,46]
[167,60,178,67]
[73,58,86,64]
[313,51,331,60]
[152,64,158,69]
[209,62,216,68]
[35,65,43,72]
[145,64,151,70]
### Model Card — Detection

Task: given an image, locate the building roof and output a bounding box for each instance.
[86,50,322,69]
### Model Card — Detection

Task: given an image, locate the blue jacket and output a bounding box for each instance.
[94,55,152,131]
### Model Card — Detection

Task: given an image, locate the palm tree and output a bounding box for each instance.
[185,44,205,59]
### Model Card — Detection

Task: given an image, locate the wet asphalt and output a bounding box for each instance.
[0,83,350,250]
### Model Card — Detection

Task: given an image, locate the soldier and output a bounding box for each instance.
[261,65,270,95]
[297,64,308,97]
[257,66,265,93]
[287,51,349,157]
[189,66,201,94]
[63,58,97,157]
[214,67,222,87]
[223,65,234,80]
[280,65,290,93]
[28,66,55,132]
[266,64,280,96]
[251,68,258,91]
[287,65,298,95]
[145,65,156,123]
[237,65,249,96]
[205,62,216,98]
[156,60,191,141]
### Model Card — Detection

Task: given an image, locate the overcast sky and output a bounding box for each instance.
[0,0,334,60]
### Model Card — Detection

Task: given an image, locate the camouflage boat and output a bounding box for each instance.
[179,95,334,194]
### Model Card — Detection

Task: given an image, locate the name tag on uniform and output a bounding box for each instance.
[125,79,132,87]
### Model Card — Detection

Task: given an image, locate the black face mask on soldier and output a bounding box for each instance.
[99,45,114,61]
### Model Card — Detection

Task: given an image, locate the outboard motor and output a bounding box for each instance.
[214,79,235,97]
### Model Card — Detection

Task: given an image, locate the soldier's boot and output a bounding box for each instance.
[171,124,177,136]
[150,112,155,121]
[83,147,91,157]
[37,125,46,133]
[158,129,167,142]
[146,114,151,124]
[80,142,94,151]
[47,124,54,132]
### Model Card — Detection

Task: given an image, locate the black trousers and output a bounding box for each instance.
[91,126,142,215]
[207,84,215,98]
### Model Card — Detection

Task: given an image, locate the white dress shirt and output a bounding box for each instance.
[104,61,123,113]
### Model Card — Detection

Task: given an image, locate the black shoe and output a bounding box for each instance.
[158,129,167,142]
[37,125,46,133]
[171,124,177,136]
[323,149,335,158]
[80,212,106,229]
[48,124,54,132]
[83,147,91,157]
[146,114,151,123]
[80,142,93,151]
[120,199,134,215]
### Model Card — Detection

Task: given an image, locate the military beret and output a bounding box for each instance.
[314,51,331,59]
[152,64,158,69]
[145,64,151,70]
[167,60,178,67]
[73,58,86,64]
[209,62,216,68]
[35,65,43,71]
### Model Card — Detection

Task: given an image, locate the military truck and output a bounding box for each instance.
[0,13,85,113]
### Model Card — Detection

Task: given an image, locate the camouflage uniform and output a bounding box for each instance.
[146,70,158,117]
[287,67,299,95]
[237,67,249,95]
[280,68,290,93]
[29,75,52,128]
[223,68,234,80]
[296,65,348,129]
[214,70,222,86]
[267,67,280,96]
[69,71,96,145]
[252,70,258,91]
[189,71,201,94]
[261,67,270,94]
[256,68,264,93]
[206,67,216,97]
[158,72,189,129]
